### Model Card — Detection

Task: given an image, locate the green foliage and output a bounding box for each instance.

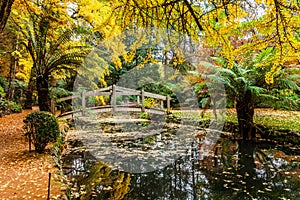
[196,53,299,111]
[7,100,22,113]
[139,112,150,120]
[51,135,64,169]
[20,9,90,111]
[141,83,178,105]
[0,99,22,116]
[50,87,72,100]
[23,111,60,153]
[0,85,5,98]
[258,89,300,111]
[0,75,8,98]
[0,74,8,91]
[144,97,157,108]
[0,98,9,116]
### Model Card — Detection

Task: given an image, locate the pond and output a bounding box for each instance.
[62,116,300,199]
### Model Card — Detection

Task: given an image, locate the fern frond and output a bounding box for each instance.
[253,47,275,64]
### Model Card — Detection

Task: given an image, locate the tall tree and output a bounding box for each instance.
[192,48,300,140]
[111,0,300,70]
[108,0,300,140]
[0,0,14,32]
[20,6,90,111]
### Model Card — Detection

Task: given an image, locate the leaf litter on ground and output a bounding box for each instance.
[0,109,63,199]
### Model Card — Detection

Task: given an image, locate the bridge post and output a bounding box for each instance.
[167,95,171,110]
[81,92,86,116]
[137,96,140,106]
[160,100,164,110]
[112,84,117,113]
[141,89,145,112]
[81,92,86,107]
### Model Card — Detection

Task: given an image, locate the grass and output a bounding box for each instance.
[253,114,300,132]
[171,109,300,132]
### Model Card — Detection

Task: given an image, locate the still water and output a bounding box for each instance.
[62,136,300,200]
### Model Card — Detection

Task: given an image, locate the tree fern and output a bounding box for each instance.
[20,9,91,111]
[253,47,275,64]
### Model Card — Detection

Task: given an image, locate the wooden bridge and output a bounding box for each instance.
[56,85,171,118]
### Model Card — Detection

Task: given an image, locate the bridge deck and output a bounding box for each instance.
[60,106,166,119]
[57,84,170,118]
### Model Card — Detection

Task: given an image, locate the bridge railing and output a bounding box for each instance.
[56,84,171,116]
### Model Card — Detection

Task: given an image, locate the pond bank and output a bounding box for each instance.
[168,108,300,144]
[57,108,300,199]
[61,126,300,199]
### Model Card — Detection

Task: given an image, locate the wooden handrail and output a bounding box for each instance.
[57,84,171,116]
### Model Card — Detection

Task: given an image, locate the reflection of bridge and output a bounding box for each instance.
[57,85,171,118]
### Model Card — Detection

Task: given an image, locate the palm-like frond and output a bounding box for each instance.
[48,52,89,70]
[212,57,227,67]
[47,29,74,59]
[218,68,237,78]
[253,47,275,64]
[23,13,91,78]
[249,86,267,97]
[276,78,300,91]
[275,68,300,91]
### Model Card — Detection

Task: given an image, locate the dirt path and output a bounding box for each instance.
[0,109,63,199]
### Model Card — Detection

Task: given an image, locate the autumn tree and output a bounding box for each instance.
[110,0,300,69]
[0,0,14,32]
[0,14,28,102]
[9,1,91,111]
[107,0,300,140]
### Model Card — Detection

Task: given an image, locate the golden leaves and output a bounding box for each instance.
[0,110,63,199]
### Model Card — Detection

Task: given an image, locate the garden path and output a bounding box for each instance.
[0,108,62,199]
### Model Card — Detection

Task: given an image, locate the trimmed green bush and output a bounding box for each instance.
[23,111,60,153]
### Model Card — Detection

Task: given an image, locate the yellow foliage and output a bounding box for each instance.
[113,57,122,69]
[123,50,136,63]
[77,0,121,38]
[8,0,300,86]
[108,0,300,84]
[16,57,32,82]
[95,96,106,105]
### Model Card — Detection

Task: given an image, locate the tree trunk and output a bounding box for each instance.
[24,77,34,109]
[7,35,18,99]
[36,75,51,112]
[24,67,37,109]
[236,90,255,140]
[7,55,16,99]
[237,140,262,196]
[0,0,14,32]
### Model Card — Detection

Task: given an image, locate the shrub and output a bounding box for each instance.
[0,75,8,91]
[0,99,22,117]
[7,100,22,113]
[0,85,5,98]
[23,111,60,153]
[139,112,150,120]
[0,98,9,117]
[144,98,157,108]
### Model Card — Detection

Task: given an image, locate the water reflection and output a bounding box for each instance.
[63,138,300,199]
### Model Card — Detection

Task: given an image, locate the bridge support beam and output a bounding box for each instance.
[81,92,86,116]
[111,84,117,113]
[160,100,164,109]
[141,89,145,112]
[167,95,171,111]
[137,96,140,106]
